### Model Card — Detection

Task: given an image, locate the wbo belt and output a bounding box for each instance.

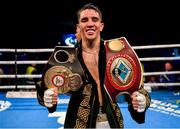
[42,46,85,94]
[104,37,142,102]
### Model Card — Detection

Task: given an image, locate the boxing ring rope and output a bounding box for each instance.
[0,44,180,89]
[132,44,180,49]
[0,56,180,65]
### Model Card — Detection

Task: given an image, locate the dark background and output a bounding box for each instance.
[1,0,180,48]
[0,0,180,85]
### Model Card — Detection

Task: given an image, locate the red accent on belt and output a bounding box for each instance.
[104,37,142,102]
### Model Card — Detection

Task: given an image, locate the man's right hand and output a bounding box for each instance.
[43,88,58,108]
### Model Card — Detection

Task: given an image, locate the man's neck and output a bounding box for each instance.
[82,37,101,51]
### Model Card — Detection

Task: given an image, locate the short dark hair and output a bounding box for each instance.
[77,3,102,22]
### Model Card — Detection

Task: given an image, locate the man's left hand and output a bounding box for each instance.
[131,91,146,112]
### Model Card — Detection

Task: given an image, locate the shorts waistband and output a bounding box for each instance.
[96,113,108,122]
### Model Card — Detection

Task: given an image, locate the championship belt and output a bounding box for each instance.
[104,37,142,102]
[42,46,85,94]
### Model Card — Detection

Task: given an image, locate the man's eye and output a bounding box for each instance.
[92,17,99,22]
[81,18,88,22]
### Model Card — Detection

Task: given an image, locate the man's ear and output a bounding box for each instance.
[100,23,104,32]
[76,24,81,42]
[76,24,80,32]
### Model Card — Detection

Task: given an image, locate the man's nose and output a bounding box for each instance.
[86,20,94,26]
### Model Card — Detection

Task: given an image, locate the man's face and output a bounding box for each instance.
[77,9,104,41]
[165,63,172,71]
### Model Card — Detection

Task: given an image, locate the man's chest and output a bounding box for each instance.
[82,52,99,81]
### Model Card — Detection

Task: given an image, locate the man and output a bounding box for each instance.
[36,3,151,128]
[159,62,177,90]
[159,62,176,83]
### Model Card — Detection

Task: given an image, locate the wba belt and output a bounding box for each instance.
[42,46,85,94]
[104,37,142,102]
